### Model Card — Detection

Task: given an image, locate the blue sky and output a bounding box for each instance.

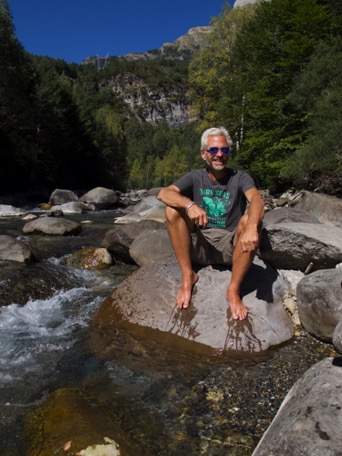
[8,0,234,64]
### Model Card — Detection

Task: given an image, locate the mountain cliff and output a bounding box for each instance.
[83,25,213,126]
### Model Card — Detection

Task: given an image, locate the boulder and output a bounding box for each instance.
[252,357,342,456]
[116,196,166,224]
[263,207,320,226]
[259,222,342,271]
[297,269,342,342]
[0,234,33,263]
[65,247,112,270]
[0,204,27,217]
[147,187,163,196]
[92,257,293,357]
[102,220,165,264]
[49,189,78,205]
[333,319,342,354]
[22,217,82,236]
[79,187,118,210]
[290,191,342,227]
[129,229,173,266]
[51,201,96,214]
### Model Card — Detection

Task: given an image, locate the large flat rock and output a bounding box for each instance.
[92,258,294,357]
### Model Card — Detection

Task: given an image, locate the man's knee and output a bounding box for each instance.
[165,205,182,223]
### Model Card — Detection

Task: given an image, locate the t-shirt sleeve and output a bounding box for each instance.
[173,171,195,200]
[240,171,256,194]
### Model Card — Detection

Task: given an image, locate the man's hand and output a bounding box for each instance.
[187,203,208,228]
[239,225,259,253]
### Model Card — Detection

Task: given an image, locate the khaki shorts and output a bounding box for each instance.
[190,227,235,266]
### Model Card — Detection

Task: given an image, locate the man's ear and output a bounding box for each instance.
[200,150,206,161]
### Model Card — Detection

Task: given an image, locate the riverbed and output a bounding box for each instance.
[0,208,333,455]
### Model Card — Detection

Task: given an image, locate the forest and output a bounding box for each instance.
[0,0,341,197]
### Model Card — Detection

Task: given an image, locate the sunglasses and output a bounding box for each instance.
[205,147,230,155]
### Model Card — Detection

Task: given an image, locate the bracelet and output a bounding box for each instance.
[185,201,196,214]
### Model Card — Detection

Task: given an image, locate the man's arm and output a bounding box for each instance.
[157,185,191,209]
[239,188,265,252]
[158,185,208,227]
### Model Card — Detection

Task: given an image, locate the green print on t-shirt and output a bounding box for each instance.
[200,189,231,228]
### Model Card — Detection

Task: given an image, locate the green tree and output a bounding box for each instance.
[226,0,335,189]
[0,0,37,191]
[154,145,189,186]
[94,106,127,189]
[283,37,342,193]
[189,2,256,137]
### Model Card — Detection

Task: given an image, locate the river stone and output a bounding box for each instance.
[22,217,82,236]
[290,191,342,228]
[79,187,118,210]
[49,188,78,205]
[129,229,172,266]
[297,269,342,342]
[102,220,165,264]
[65,246,112,270]
[116,195,166,224]
[23,388,123,456]
[0,204,27,217]
[259,222,342,271]
[92,257,293,357]
[263,207,320,226]
[252,357,342,456]
[51,201,95,214]
[0,234,33,263]
[333,319,342,354]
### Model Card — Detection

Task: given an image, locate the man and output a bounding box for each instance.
[157,127,264,321]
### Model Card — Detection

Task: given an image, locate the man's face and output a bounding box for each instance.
[201,135,229,172]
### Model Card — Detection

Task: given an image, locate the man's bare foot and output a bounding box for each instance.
[176,271,198,309]
[226,288,248,320]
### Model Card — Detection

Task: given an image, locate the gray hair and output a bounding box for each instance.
[200,127,233,150]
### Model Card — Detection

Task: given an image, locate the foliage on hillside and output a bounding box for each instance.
[190,0,342,194]
[0,0,341,195]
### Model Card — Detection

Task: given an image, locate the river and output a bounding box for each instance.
[0,207,332,455]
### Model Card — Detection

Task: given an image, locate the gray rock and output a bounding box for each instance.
[147,187,163,196]
[49,189,78,205]
[297,269,342,342]
[51,202,96,214]
[290,191,342,228]
[259,222,342,271]
[102,220,165,264]
[129,229,173,265]
[263,207,320,226]
[22,217,82,236]
[0,204,27,217]
[79,187,118,210]
[234,0,263,8]
[333,319,342,354]
[116,196,166,224]
[92,257,293,356]
[0,234,33,263]
[252,357,342,456]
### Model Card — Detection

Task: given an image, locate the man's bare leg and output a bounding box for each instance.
[226,248,253,320]
[165,206,198,309]
[226,216,257,320]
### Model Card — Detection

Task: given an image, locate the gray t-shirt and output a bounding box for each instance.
[174,168,255,231]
